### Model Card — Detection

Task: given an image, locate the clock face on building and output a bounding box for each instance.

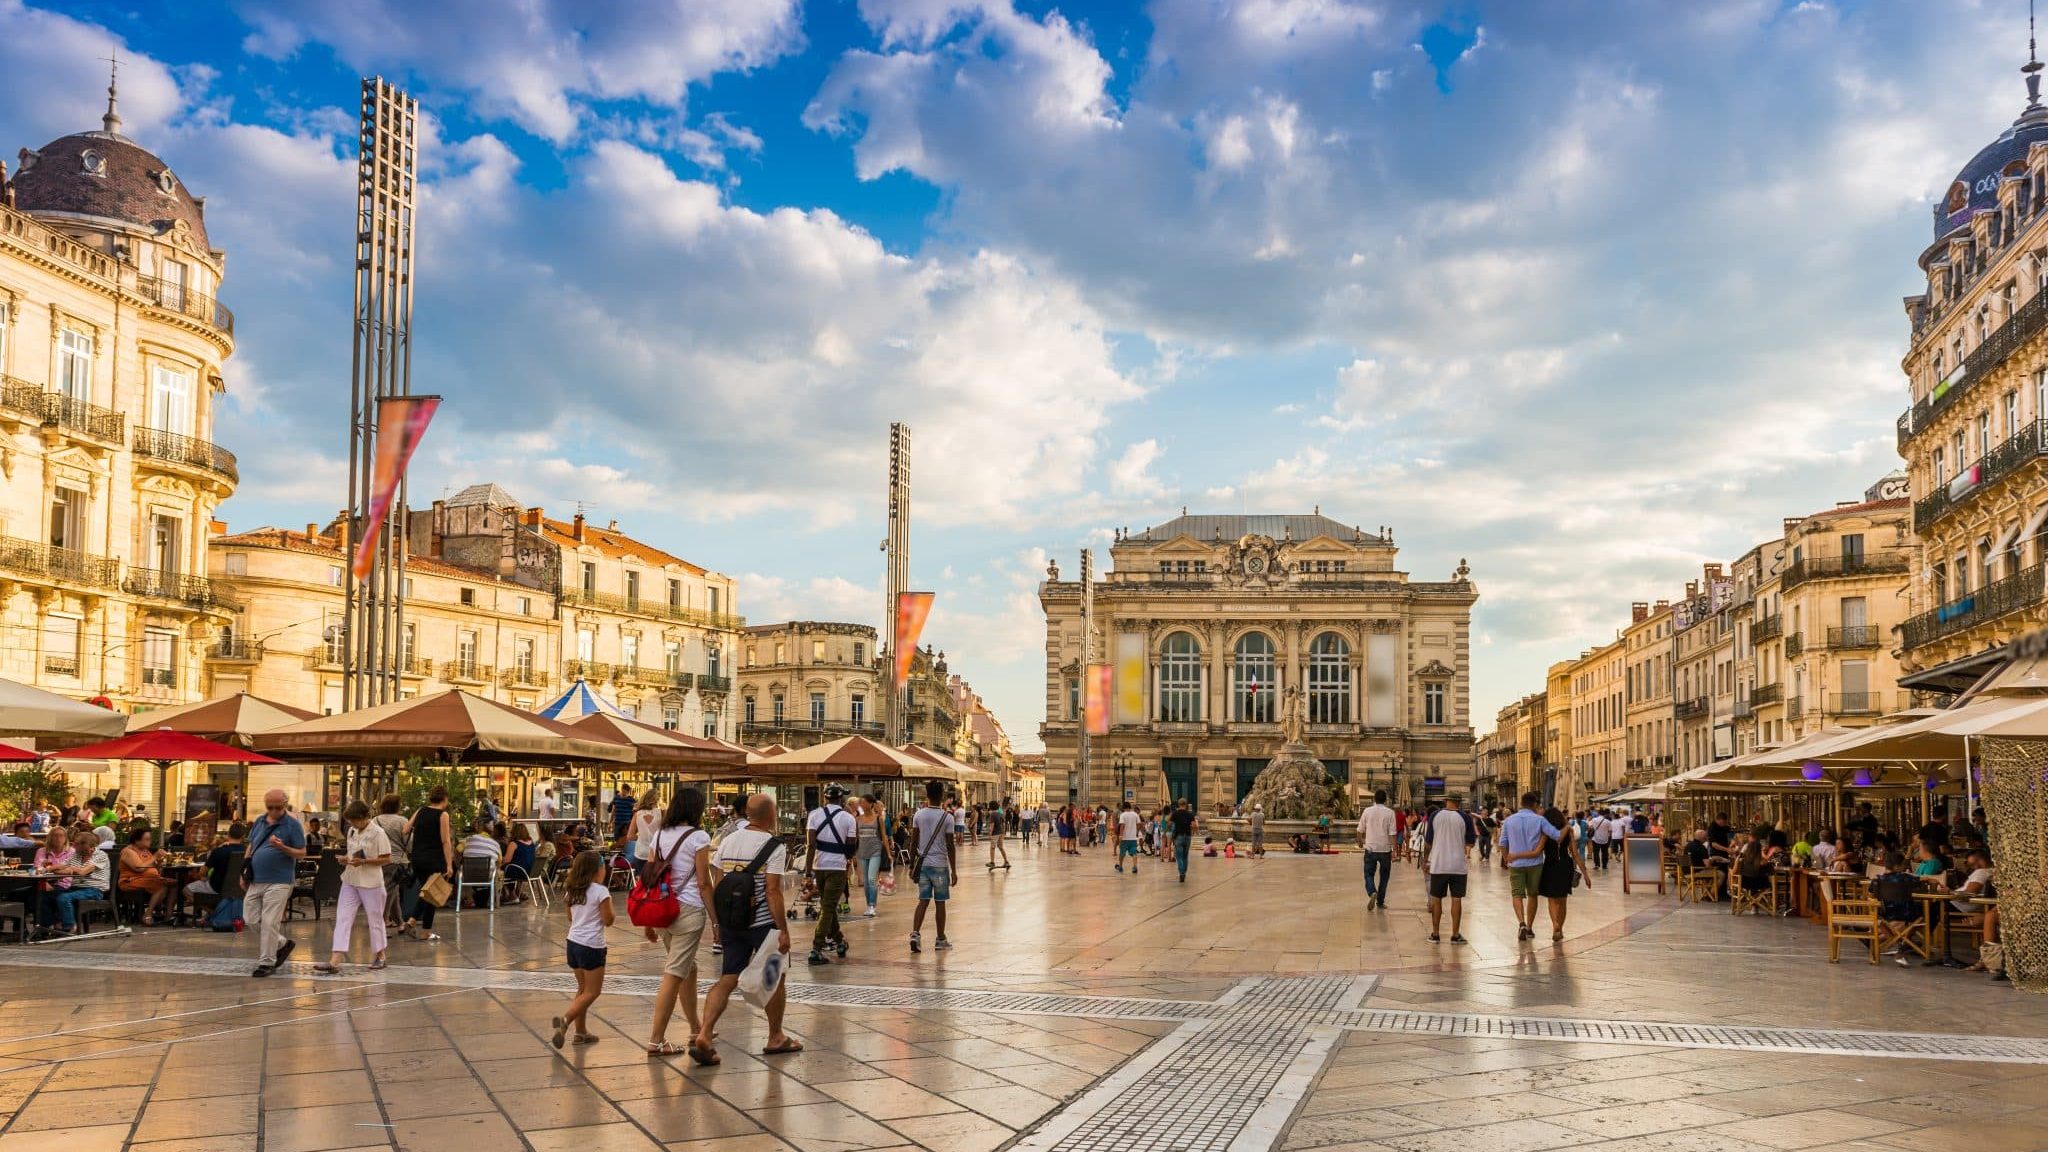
[1245,555,1266,574]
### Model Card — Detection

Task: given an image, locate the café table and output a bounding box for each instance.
[156,859,204,925]
[1912,890,1972,968]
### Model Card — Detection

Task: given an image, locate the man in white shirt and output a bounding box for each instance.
[804,786,858,966]
[1423,797,1474,945]
[1588,811,1612,872]
[536,788,558,821]
[694,793,796,1061]
[1116,803,1142,875]
[909,781,958,953]
[1355,790,1398,910]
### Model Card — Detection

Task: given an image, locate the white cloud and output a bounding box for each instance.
[1108,439,1166,497]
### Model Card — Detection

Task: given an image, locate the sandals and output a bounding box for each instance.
[572,1034,600,1046]
[647,1040,686,1057]
[550,1016,568,1050]
[312,963,342,974]
[369,958,388,971]
[762,1039,804,1056]
[687,1043,721,1066]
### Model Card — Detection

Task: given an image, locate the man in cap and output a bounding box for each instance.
[804,784,858,965]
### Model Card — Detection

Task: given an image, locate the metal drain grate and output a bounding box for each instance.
[1342,1008,2048,1064]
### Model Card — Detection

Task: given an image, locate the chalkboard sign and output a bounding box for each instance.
[1621,834,1665,894]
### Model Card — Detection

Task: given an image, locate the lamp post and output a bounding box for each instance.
[1112,749,1132,803]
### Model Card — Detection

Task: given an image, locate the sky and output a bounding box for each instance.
[0,0,2031,751]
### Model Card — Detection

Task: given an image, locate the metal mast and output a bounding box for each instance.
[883,424,911,745]
[1077,548,1093,812]
[342,78,419,712]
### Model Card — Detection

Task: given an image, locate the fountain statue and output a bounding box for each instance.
[1240,685,1356,821]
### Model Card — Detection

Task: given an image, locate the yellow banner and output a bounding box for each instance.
[1113,632,1146,726]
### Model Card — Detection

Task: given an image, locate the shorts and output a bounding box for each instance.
[657,905,707,980]
[916,864,950,902]
[1428,873,1468,900]
[565,941,608,971]
[1119,840,1139,857]
[1508,867,1543,898]
[721,922,774,976]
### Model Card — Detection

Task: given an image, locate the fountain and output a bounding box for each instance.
[1229,686,1356,835]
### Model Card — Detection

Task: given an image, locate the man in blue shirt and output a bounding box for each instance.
[1496,791,1562,942]
[246,790,307,978]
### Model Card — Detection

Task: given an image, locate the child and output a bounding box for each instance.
[1202,836,1218,858]
[1223,838,1237,859]
[553,850,613,1050]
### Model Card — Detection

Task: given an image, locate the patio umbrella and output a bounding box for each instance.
[565,713,748,771]
[534,679,629,721]
[125,692,317,746]
[0,677,126,746]
[57,729,281,821]
[0,744,46,763]
[903,742,1001,786]
[752,735,936,780]
[254,689,634,766]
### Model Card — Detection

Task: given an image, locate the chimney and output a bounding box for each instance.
[1654,599,1670,613]
[1685,580,1699,598]
[1704,562,1723,581]
[525,506,544,528]
[304,523,318,540]
[572,512,587,543]
[1631,601,1649,623]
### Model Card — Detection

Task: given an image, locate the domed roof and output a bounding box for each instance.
[10,129,209,253]
[1934,60,2048,242]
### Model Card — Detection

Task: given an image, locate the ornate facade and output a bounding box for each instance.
[1039,513,1477,814]
[0,88,237,726]
[737,621,879,747]
[1894,58,2048,692]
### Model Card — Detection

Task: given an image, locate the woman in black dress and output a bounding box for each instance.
[1539,806,1593,943]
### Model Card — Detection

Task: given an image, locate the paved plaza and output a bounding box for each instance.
[0,842,2043,1152]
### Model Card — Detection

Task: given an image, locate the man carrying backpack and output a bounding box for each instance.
[805,785,857,966]
[909,780,957,954]
[691,794,799,1065]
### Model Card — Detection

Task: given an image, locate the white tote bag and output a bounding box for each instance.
[738,934,787,1008]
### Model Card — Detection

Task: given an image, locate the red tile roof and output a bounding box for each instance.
[536,517,706,576]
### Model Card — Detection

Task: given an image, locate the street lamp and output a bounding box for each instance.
[1112,749,1132,801]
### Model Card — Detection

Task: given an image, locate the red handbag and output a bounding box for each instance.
[626,827,690,929]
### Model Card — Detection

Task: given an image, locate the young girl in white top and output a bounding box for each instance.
[553,850,613,1050]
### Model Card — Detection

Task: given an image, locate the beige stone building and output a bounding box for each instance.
[1622,601,1674,786]
[0,93,238,723]
[410,484,741,738]
[1566,637,1626,802]
[737,621,880,748]
[1544,662,1574,808]
[1893,74,2048,694]
[1040,513,1477,813]
[1673,566,1735,772]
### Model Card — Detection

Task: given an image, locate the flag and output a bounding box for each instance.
[894,592,935,685]
[1112,632,1145,726]
[1084,664,1111,736]
[351,395,441,581]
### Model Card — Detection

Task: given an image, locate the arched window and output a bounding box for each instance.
[1233,632,1276,723]
[1307,632,1350,724]
[1157,632,1202,723]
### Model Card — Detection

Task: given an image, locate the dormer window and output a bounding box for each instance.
[156,169,176,194]
[80,150,105,176]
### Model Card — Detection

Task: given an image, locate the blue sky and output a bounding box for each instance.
[0,1,2031,750]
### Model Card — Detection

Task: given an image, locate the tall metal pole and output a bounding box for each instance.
[1078,548,1093,813]
[342,77,419,719]
[883,424,910,746]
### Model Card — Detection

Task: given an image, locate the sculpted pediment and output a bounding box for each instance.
[1415,659,1456,678]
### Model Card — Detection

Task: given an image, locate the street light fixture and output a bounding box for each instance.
[1112,749,1133,800]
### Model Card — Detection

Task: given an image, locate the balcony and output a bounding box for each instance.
[1902,564,2046,650]
[615,665,670,689]
[1901,285,2048,451]
[1784,632,1803,658]
[1750,682,1783,706]
[561,587,744,630]
[1674,696,1709,721]
[1781,551,1910,592]
[0,535,121,590]
[697,673,732,694]
[501,666,551,690]
[1752,615,1784,642]
[1825,625,1882,649]
[135,275,235,339]
[133,427,239,484]
[741,719,886,744]
[205,638,262,662]
[1733,698,1755,719]
[441,659,493,684]
[124,569,228,610]
[668,672,695,691]
[564,659,613,682]
[1787,694,1805,717]
[0,380,124,444]
[1827,691,1891,716]
[1914,420,2048,533]
[141,666,176,690]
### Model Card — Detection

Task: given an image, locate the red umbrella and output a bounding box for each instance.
[0,744,45,763]
[59,729,280,822]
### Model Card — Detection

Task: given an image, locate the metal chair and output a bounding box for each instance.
[454,855,499,911]
[0,901,28,943]
[505,862,549,909]
[287,852,343,921]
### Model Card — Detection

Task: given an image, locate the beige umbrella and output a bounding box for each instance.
[752,735,937,779]
[903,743,999,785]
[564,713,747,771]
[124,692,317,746]
[0,677,126,746]
[255,689,633,765]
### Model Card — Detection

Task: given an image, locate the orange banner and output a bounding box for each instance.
[1084,663,1111,736]
[894,591,935,684]
[352,395,441,581]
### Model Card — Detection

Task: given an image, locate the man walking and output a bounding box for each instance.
[693,794,798,1062]
[1423,795,1474,944]
[1589,809,1612,871]
[804,785,857,965]
[1115,802,1142,874]
[1497,791,1563,941]
[1169,798,1196,883]
[1355,789,1396,909]
[909,781,957,953]
[246,789,307,977]
[987,802,1011,871]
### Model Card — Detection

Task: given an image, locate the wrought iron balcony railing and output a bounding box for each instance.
[1825,625,1881,649]
[1784,632,1803,658]
[1750,682,1783,706]
[1913,420,2048,533]
[0,535,121,589]
[1674,696,1709,720]
[697,673,732,694]
[1752,614,1784,643]
[564,659,613,682]
[133,427,238,482]
[0,380,125,443]
[441,659,493,684]
[1781,551,1910,592]
[205,638,262,661]
[135,274,235,338]
[141,666,176,689]
[561,587,744,630]
[123,569,227,609]
[1787,694,1805,717]
[1902,564,2046,650]
[1827,691,1887,715]
[501,666,551,690]
[1901,287,2048,450]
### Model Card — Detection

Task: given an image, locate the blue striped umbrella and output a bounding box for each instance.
[534,678,629,721]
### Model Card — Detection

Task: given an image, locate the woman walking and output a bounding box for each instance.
[316,801,393,973]
[400,787,456,942]
[554,850,612,1050]
[1538,805,1593,942]
[856,793,888,915]
[644,788,713,1057]
[626,790,661,867]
